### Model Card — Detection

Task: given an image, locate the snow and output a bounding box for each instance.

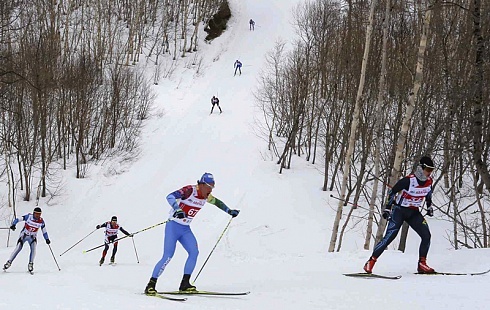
[1,0,490,309]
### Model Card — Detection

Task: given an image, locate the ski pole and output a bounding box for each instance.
[60,228,98,256]
[83,219,170,254]
[131,236,140,263]
[0,227,11,229]
[48,244,61,271]
[192,217,233,284]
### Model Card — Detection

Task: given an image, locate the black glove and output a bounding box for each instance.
[173,209,186,219]
[46,239,51,245]
[426,206,434,217]
[10,225,16,231]
[228,209,240,218]
[382,208,392,220]
[96,225,101,229]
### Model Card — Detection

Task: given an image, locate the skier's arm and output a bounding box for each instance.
[385,177,410,207]
[425,187,433,208]
[11,214,29,226]
[119,227,131,236]
[207,194,230,213]
[166,186,193,210]
[41,221,49,240]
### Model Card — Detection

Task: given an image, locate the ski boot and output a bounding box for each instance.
[179,274,197,292]
[99,257,105,266]
[144,277,157,296]
[363,256,377,274]
[110,256,115,264]
[417,257,435,274]
[3,260,12,271]
[28,262,34,273]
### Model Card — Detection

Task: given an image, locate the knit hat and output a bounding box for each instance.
[33,207,42,213]
[420,156,435,170]
[198,172,215,185]
[111,216,117,222]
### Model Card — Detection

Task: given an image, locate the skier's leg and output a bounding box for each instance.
[151,221,182,278]
[371,206,406,258]
[407,212,431,258]
[179,227,199,275]
[111,241,119,261]
[28,237,37,263]
[8,237,26,262]
[210,104,215,114]
[102,243,109,259]
[218,104,222,113]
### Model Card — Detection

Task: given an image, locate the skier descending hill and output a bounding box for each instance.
[210,95,222,114]
[144,173,240,295]
[95,216,132,265]
[234,60,242,76]
[3,207,51,273]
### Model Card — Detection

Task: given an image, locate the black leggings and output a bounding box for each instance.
[372,206,431,258]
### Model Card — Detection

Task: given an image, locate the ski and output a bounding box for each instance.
[415,268,490,276]
[158,290,250,296]
[141,293,187,302]
[344,272,402,280]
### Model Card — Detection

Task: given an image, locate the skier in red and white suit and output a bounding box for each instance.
[96,216,131,265]
[364,156,436,274]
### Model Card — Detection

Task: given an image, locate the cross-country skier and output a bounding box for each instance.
[234,60,242,76]
[210,95,222,114]
[144,173,240,295]
[249,19,255,31]
[363,156,436,274]
[96,216,132,265]
[3,207,50,273]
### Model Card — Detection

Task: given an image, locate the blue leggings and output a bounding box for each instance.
[151,221,199,278]
[372,206,431,258]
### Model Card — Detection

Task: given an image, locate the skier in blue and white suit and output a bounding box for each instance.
[144,173,240,295]
[3,207,50,273]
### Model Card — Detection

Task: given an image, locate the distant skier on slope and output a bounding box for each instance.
[210,95,222,114]
[96,216,132,265]
[3,207,51,273]
[363,156,436,274]
[144,173,240,295]
[249,19,255,31]
[234,59,242,76]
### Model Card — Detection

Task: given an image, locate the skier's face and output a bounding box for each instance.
[33,212,41,220]
[199,182,214,198]
[423,167,434,177]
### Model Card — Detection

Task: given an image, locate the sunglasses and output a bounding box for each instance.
[204,182,215,189]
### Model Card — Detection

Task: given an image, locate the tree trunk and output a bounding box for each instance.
[376,0,436,244]
[329,0,377,252]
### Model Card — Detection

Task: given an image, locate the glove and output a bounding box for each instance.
[10,225,16,231]
[46,239,51,245]
[426,206,434,217]
[96,225,101,229]
[173,209,186,219]
[228,209,240,218]
[382,208,392,220]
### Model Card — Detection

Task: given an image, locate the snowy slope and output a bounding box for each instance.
[1,0,490,309]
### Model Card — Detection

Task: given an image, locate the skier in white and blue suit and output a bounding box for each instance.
[3,207,50,273]
[144,173,240,295]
